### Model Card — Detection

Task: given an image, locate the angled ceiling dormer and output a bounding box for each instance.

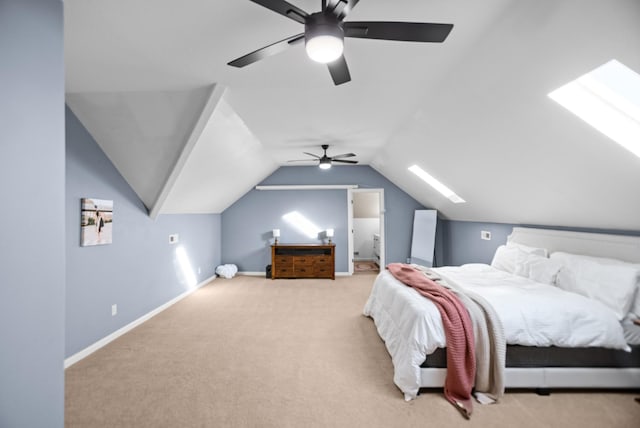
[66,85,279,216]
[158,95,280,215]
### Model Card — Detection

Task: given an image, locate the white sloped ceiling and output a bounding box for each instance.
[371,0,640,231]
[66,85,278,215]
[66,86,216,210]
[160,97,279,214]
[64,0,640,230]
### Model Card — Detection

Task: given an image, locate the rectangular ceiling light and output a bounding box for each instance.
[548,59,640,158]
[408,165,465,204]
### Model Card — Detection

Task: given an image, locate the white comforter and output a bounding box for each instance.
[362,264,630,399]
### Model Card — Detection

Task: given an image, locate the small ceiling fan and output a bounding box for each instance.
[288,144,358,169]
[228,0,454,85]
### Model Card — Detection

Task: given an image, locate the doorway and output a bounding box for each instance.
[347,188,385,275]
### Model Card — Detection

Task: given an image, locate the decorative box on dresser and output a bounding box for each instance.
[271,244,335,280]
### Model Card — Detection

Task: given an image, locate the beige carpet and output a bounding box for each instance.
[66,275,640,427]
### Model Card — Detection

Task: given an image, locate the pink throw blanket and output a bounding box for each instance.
[387,263,476,418]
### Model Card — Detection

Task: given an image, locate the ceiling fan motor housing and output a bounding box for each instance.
[319,157,332,169]
[305,12,344,63]
[305,12,344,41]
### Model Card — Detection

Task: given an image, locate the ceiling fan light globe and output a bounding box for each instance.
[319,160,332,169]
[306,35,344,63]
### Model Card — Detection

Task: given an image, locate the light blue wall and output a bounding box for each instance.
[439,221,514,266]
[65,107,221,357]
[221,166,427,272]
[0,1,65,426]
[441,220,640,266]
[223,189,348,271]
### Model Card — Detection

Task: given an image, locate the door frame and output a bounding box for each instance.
[347,188,385,275]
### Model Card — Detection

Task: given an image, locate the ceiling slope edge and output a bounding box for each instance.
[149,85,226,218]
[159,94,280,215]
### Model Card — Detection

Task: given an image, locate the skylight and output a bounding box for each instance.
[548,59,640,158]
[408,165,465,204]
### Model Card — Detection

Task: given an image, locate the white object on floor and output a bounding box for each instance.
[215,264,238,278]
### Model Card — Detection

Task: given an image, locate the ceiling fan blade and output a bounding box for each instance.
[249,0,309,24]
[344,21,453,43]
[330,153,356,159]
[327,55,351,86]
[332,159,359,164]
[228,33,304,67]
[325,0,360,20]
[302,152,321,158]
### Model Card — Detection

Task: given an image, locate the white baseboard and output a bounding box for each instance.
[238,271,266,276]
[64,274,217,369]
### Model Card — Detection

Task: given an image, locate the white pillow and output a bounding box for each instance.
[630,290,640,319]
[506,241,549,257]
[514,253,563,285]
[491,245,521,274]
[215,264,238,279]
[551,252,639,320]
[552,252,640,318]
[492,244,551,279]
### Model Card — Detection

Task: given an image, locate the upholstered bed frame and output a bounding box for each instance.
[418,227,640,390]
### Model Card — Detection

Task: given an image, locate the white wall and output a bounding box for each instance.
[353,192,380,218]
[354,218,380,261]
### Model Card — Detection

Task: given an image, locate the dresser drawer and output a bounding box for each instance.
[294,265,315,277]
[293,256,315,265]
[274,266,294,277]
[314,256,332,265]
[275,255,293,265]
[313,265,333,277]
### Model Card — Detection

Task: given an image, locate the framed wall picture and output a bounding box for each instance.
[81,198,113,246]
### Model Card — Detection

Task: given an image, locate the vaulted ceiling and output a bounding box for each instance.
[64,0,640,230]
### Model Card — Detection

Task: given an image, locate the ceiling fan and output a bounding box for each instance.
[288,144,358,169]
[228,0,454,85]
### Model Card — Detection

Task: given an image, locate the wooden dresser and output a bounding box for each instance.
[271,244,335,280]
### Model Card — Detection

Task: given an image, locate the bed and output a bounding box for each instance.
[363,227,640,400]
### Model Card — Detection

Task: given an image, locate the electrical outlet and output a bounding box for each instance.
[198,267,201,274]
[406,258,411,264]
[111,304,117,316]
[481,230,492,240]
[169,234,179,244]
